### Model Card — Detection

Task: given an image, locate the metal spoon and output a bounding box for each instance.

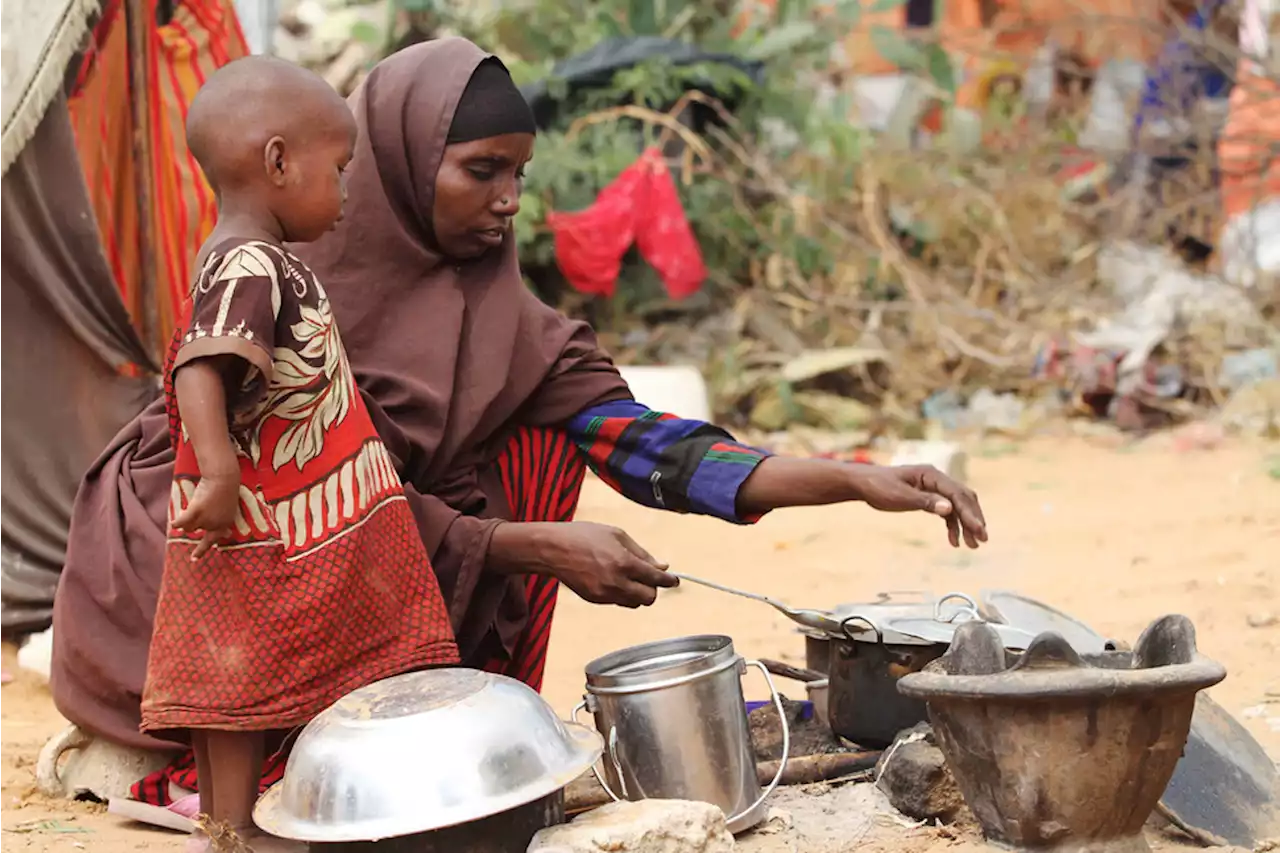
[670,572,845,635]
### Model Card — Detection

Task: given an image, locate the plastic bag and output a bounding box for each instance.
[547,149,706,299]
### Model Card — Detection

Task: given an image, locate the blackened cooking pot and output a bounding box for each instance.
[802,593,972,749]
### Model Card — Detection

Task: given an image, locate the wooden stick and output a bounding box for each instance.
[758,658,825,684]
[759,750,882,786]
[564,750,883,813]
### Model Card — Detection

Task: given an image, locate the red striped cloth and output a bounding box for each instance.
[68,0,248,363]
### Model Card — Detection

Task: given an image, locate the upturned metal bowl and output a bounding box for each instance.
[253,669,602,843]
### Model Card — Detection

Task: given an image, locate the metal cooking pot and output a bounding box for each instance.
[574,635,789,834]
[806,592,980,749]
[827,618,948,748]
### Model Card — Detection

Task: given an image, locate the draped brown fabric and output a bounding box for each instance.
[51,38,629,749]
[292,37,631,664]
[1,93,158,636]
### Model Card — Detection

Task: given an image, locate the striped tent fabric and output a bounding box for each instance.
[68,0,248,364]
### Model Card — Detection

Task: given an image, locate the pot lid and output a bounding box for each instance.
[979,590,1110,655]
[885,616,1040,650]
[807,591,981,646]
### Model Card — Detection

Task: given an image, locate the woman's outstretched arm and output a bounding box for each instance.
[564,400,987,548]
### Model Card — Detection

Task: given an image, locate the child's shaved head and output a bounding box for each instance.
[186,56,353,194]
[188,56,356,243]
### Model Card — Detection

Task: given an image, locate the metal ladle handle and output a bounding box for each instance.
[570,659,790,828]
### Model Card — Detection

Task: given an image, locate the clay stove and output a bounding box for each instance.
[898,614,1225,853]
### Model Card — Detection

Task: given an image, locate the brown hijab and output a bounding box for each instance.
[292,37,630,661]
[51,38,627,749]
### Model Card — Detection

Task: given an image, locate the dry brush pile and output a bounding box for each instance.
[282,0,1280,429]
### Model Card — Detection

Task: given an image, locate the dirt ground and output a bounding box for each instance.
[2,434,1278,852]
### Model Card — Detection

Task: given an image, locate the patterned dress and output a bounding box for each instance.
[139,239,459,735]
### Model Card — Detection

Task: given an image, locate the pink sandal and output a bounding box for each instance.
[107,792,200,832]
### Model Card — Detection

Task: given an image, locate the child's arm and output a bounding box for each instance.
[171,356,244,560]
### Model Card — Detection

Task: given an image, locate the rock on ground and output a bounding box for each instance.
[528,799,735,853]
[875,725,967,822]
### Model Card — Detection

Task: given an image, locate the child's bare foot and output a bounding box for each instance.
[199,819,303,853]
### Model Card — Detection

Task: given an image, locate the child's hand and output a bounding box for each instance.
[172,472,242,560]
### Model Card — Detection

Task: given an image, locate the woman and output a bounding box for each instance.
[50,38,986,808]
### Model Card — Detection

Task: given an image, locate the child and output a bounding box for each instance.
[140,56,460,852]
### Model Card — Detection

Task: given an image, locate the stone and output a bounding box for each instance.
[527,799,735,853]
[875,726,966,823]
[16,625,52,681]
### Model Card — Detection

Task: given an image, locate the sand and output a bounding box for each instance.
[2,435,1277,852]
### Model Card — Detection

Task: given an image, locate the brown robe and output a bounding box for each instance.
[51,37,629,750]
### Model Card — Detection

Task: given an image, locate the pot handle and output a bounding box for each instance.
[35,724,91,798]
[935,592,980,623]
[839,614,883,644]
[570,700,627,802]
[731,659,790,826]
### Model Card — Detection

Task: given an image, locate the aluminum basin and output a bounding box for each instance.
[254,669,602,843]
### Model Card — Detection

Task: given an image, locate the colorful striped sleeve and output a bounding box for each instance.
[564,399,772,524]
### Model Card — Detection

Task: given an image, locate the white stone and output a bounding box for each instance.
[528,799,734,853]
[617,366,711,423]
[889,441,967,484]
[17,625,52,681]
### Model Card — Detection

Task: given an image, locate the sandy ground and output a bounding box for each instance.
[2,435,1278,852]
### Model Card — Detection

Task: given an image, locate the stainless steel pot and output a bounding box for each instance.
[806,592,962,748]
[574,635,789,834]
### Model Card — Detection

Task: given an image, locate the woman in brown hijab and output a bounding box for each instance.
[51,38,987,807]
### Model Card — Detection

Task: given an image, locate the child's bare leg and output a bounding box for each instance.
[198,730,301,852]
[184,732,216,853]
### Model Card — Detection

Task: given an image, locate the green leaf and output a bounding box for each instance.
[922,42,956,96]
[594,8,627,38]
[866,0,910,10]
[627,0,658,35]
[350,20,383,46]
[745,20,821,60]
[868,24,924,69]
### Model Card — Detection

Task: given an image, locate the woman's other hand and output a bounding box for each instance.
[489,521,679,608]
[848,465,988,549]
[736,457,988,548]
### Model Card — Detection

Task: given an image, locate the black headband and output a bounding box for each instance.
[445,57,538,144]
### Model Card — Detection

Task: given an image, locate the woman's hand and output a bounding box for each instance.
[489,521,678,608]
[847,465,987,548]
[736,457,988,548]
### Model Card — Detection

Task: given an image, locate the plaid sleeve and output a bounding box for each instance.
[564,399,772,524]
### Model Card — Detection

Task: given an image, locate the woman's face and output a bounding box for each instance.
[432,132,535,260]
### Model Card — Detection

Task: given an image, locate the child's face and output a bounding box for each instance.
[274,118,357,244]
